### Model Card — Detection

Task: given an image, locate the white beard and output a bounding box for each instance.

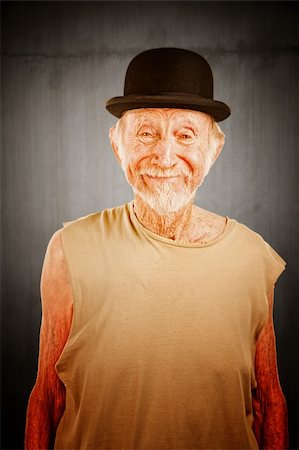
[128,168,200,216]
[133,183,197,216]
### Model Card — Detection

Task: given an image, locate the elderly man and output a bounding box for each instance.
[25,48,288,450]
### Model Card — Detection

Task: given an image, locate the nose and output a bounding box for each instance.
[150,137,178,168]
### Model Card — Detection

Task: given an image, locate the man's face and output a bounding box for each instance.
[111,108,222,215]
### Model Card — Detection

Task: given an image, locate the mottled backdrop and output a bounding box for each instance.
[1,2,298,449]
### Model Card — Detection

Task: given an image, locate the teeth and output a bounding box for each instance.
[139,172,180,177]
[144,174,186,178]
[136,168,191,178]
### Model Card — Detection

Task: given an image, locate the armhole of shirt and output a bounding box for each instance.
[54,224,76,386]
[264,241,287,295]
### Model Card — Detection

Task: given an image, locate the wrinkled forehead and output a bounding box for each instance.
[122,108,212,130]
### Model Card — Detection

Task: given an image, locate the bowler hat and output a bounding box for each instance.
[106,48,231,122]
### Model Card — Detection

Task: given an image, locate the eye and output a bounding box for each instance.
[177,133,194,143]
[137,128,158,143]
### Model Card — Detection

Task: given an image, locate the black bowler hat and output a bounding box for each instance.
[106,48,231,122]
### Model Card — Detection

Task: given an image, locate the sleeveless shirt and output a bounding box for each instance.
[54,201,286,450]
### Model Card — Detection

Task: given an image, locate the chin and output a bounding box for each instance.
[133,185,197,216]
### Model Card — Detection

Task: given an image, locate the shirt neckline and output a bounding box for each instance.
[127,200,236,248]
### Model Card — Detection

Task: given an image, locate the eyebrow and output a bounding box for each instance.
[133,118,160,132]
[135,115,159,124]
[177,124,199,134]
[135,118,199,127]
[131,113,202,134]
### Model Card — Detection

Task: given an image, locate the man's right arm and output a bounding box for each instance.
[25,229,73,450]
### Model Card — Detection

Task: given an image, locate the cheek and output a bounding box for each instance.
[182,149,206,175]
[182,151,209,188]
[124,143,153,173]
[121,150,145,186]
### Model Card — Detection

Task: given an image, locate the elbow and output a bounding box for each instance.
[25,377,66,450]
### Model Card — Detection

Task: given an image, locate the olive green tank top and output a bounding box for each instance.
[54,201,286,450]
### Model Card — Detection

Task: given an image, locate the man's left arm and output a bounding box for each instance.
[252,286,288,450]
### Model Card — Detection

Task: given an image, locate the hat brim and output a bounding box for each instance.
[106,93,230,122]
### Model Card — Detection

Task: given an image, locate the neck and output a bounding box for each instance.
[133,195,196,242]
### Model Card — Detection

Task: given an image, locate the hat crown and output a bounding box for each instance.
[106,47,230,121]
[124,48,214,99]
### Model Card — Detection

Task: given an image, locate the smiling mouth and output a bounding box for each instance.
[142,174,180,182]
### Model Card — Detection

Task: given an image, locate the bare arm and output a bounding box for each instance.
[25,229,73,450]
[252,287,288,450]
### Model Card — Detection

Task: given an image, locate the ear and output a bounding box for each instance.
[109,126,122,165]
[209,131,225,166]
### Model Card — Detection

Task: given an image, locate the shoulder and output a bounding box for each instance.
[230,218,287,288]
[58,203,132,248]
[43,228,70,281]
[61,203,129,231]
[199,206,286,266]
[41,229,73,311]
[232,219,285,263]
[194,206,266,248]
[44,229,64,269]
[232,219,267,248]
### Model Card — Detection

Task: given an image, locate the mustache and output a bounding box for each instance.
[136,167,191,178]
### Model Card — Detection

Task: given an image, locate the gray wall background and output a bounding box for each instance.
[2,2,298,449]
